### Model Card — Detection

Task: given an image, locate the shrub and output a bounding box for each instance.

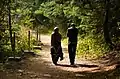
[77,34,110,59]
[16,27,36,52]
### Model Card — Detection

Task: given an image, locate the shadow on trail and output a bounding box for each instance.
[2,50,120,79]
[55,63,120,79]
[75,68,120,79]
[56,64,78,68]
[56,64,98,68]
[1,35,120,79]
[40,42,120,79]
[76,64,99,68]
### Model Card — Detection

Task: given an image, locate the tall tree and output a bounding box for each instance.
[103,0,114,49]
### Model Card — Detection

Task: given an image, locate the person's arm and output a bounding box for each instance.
[51,34,54,46]
[67,29,69,37]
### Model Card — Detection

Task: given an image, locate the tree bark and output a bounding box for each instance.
[103,0,114,49]
[8,0,14,51]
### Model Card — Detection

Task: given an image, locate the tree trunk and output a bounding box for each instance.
[103,0,114,49]
[8,0,14,51]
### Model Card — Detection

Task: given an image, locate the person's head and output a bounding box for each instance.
[54,27,59,33]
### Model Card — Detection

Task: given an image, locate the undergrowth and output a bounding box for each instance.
[62,34,110,60]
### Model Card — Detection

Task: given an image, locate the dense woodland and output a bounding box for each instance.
[0,0,120,61]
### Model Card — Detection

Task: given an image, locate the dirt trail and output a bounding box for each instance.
[40,35,116,72]
[0,35,120,79]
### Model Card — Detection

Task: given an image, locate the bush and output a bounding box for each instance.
[16,27,36,52]
[77,34,110,59]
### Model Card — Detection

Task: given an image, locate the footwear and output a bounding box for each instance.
[70,63,74,65]
[54,63,58,65]
[70,64,77,67]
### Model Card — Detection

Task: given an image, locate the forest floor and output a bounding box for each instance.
[0,35,120,79]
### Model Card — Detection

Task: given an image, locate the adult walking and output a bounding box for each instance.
[67,23,78,65]
[51,27,63,65]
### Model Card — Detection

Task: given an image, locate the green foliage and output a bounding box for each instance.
[34,0,110,59]
[16,27,35,51]
[0,0,11,58]
[1,0,120,59]
[11,0,34,29]
[0,0,37,58]
[77,34,110,59]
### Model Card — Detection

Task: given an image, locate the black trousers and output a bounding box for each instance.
[68,43,77,65]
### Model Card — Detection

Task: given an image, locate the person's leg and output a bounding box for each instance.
[68,44,74,65]
[51,47,58,65]
[59,46,63,61]
[68,44,71,63]
[71,44,77,65]
[73,44,77,53]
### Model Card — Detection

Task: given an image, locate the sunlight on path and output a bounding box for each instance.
[40,35,116,73]
[1,34,119,79]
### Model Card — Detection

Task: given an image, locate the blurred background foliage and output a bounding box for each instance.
[1,0,120,60]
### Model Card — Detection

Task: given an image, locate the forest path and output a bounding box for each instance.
[0,35,119,79]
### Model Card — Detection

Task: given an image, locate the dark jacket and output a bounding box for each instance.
[51,32,62,47]
[51,32,63,55]
[67,27,78,43]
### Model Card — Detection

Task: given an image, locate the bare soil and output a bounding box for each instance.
[0,35,120,79]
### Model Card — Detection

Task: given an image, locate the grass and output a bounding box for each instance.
[62,37,107,60]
